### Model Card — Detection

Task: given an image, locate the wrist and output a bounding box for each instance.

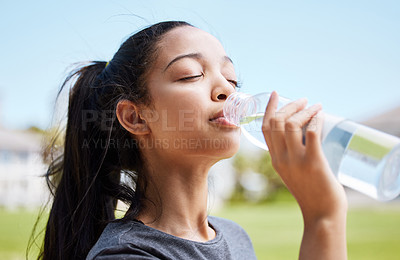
[303,211,347,231]
[300,212,348,260]
[302,203,348,228]
[297,182,348,227]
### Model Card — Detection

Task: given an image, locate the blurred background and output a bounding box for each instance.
[1,0,399,259]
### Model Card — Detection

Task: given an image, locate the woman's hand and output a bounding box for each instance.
[262,91,347,260]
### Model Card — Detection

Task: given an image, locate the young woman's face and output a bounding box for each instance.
[142,25,241,160]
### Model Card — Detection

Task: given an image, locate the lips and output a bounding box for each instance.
[209,111,225,121]
[209,110,238,128]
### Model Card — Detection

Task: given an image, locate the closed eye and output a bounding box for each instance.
[179,74,203,81]
[228,79,241,89]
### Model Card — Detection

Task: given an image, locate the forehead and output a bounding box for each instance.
[155,26,227,65]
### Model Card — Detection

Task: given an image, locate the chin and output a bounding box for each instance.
[208,136,240,159]
[173,129,241,158]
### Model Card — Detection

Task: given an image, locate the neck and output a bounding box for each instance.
[137,149,217,242]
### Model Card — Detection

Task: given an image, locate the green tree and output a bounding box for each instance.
[231,152,286,202]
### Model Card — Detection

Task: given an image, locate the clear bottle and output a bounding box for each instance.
[223,92,400,201]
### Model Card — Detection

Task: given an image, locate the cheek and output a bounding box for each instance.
[147,85,210,132]
[146,102,205,136]
[164,99,205,126]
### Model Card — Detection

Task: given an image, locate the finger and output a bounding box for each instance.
[276,97,308,123]
[262,91,279,152]
[285,103,323,155]
[267,98,308,156]
[270,98,308,143]
[305,111,325,158]
[262,91,279,130]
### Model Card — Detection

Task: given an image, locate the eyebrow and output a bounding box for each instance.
[163,52,234,72]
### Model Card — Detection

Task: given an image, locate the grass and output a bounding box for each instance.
[0,209,43,260]
[1,202,400,259]
[214,202,303,259]
[345,207,400,259]
[214,201,400,259]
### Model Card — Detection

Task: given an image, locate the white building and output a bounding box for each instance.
[0,128,48,209]
[362,106,400,138]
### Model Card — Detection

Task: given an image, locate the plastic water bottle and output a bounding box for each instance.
[223,92,400,201]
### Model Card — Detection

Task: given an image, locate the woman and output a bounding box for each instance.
[40,21,347,259]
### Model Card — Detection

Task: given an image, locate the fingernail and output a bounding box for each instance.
[310,103,322,110]
[299,97,308,103]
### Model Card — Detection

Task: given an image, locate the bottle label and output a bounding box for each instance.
[347,125,399,164]
[338,124,400,200]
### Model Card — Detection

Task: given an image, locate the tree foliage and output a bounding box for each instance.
[231,151,286,202]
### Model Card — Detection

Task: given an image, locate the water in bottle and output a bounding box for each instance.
[223,92,400,201]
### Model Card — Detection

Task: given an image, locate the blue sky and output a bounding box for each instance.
[1,0,399,129]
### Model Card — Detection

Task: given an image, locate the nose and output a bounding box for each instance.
[211,77,236,102]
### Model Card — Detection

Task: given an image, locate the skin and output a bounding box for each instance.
[263,92,348,259]
[116,26,348,259]
[117,26,241,242]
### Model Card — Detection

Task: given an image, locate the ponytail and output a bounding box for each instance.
[34,21,192,260]
[41,62,119,259]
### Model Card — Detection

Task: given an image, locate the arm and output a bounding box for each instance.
[262,92,348,260]
[300,211,347,260]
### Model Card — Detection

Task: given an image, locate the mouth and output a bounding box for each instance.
[209,110,239,128]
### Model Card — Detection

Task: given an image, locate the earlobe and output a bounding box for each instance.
[116,100,150,135]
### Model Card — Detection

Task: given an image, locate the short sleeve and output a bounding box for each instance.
[88,244,161,260]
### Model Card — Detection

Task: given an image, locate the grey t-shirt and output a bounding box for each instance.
[86,216,257,259]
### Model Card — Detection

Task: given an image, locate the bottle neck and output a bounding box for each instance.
[223,92,253,126]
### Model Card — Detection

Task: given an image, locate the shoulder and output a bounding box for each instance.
[208,216,256,259]
[208,216,255,249]
[87,217,257,260]
[208,216,248,237]
[86,221,155,260]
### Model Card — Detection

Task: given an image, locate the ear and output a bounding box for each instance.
[116,100,150,135]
